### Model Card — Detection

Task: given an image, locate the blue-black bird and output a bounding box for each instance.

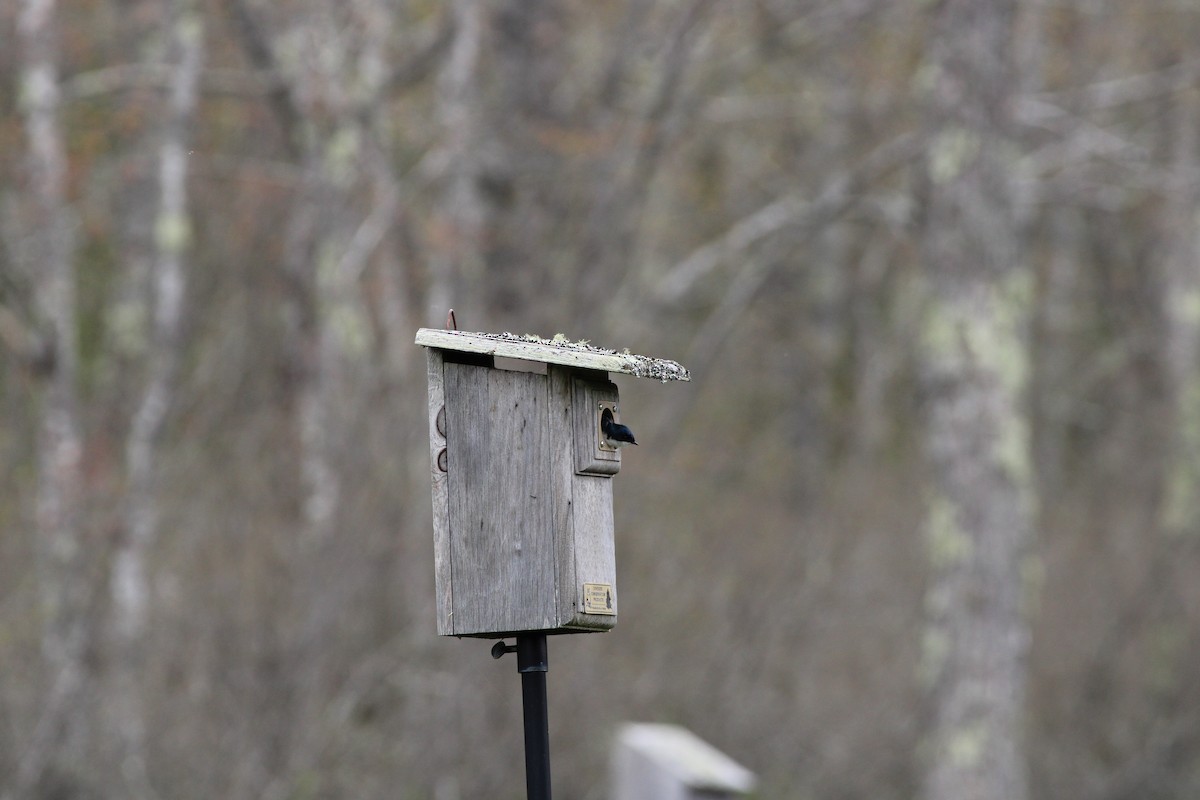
[600,407,637,448]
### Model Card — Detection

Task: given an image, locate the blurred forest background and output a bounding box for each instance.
[4,0,1200,798]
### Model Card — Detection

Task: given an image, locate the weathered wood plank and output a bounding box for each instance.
[547,366,577,628]
[445,363,555,634]
[444,361,485,635]
[426,349,453,635]
[488,366,555,631]
[563,473,617,630]
[416,328,690,382]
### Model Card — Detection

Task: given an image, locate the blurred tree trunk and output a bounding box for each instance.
[428,0,486,323]
[108,1,203,794]
[13,0,89,794]
[915,2,1032,800]
[230,6,408,794]
[428,0,562,326]
[581,0,713,331]
[1159,86,1200,535]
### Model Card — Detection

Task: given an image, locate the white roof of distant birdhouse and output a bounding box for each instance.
[415,329,691,382]
[616,723,757,793]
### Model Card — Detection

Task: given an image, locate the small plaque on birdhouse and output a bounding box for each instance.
[582,582,616,615]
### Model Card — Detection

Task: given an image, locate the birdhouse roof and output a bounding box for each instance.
[415,329,691,382]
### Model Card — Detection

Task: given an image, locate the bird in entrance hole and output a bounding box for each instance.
[600,407,637,448]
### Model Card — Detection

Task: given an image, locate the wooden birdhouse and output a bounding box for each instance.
[416,329,690,638]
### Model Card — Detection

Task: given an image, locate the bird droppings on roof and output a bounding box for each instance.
[506,331,691,382]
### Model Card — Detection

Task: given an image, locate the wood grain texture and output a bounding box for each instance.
[563,472,617,630]
[426,349,453,635]
[547,366,578,628]
[551,366,617,631]
[444,363,555,634]
[427,359,621,636]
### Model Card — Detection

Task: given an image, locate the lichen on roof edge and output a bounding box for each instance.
[414,328,691,382]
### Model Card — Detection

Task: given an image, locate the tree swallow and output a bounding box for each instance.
[601,407,637,448]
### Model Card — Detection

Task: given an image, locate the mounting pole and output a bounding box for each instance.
[518,634,551,800]
[494,634,551,799]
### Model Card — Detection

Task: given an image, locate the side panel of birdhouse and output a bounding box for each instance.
[548,366,618,631]
[427,350,453,634]
[444,363,556,635]
[566,473,617,627]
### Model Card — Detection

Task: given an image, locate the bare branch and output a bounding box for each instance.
[1033,57,1200,113]
[63,63,278,100]
[223,0,303,159]
[655,132,921,304]
[387,9,453,92]
[12,0,89,791]
[108,3,203,796]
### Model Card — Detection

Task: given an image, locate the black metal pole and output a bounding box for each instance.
[516,634,551,800]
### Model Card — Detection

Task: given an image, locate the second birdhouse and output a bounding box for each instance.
[416,329,689,638]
